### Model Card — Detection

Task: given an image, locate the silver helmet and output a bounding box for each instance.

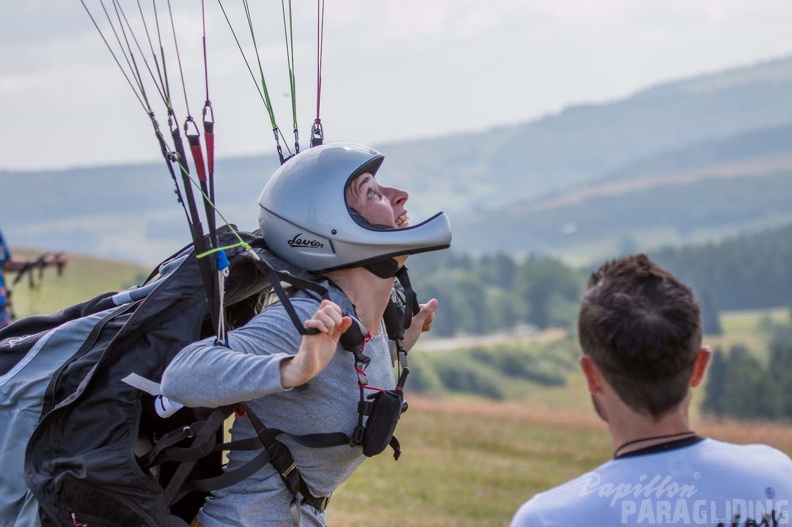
[258,142,451,273]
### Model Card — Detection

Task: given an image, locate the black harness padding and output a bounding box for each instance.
[178,267,419,516]
[240,402,333,512]
[338,269,416,460]
[339,314,371,368]
[14,226,336,527]
[395,266,420,327]
[217,272,419,513]
[247,255,329,336]
[160,406,230,506]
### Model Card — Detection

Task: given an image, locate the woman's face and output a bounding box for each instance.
[346,172,409,228]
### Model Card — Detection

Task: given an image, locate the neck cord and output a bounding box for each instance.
[614,430,696,458]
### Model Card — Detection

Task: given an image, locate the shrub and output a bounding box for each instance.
[406,353,446,395]
[431,355,505,400]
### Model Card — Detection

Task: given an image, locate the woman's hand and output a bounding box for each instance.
[279,299,352,388]
[403,298,438,352]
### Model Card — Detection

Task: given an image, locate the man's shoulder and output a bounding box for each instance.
[510,461,617,526]
[510,440,792,527]
[696,438,792,469]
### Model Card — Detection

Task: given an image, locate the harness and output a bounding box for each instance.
[246,269,418,521]
[133,262,419,523]
[220,271,417,524]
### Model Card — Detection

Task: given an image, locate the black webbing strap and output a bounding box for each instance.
[303,493,331,513]
[389,435,401,461]
[139,427,193,469]
[211,436,264,452]
[382,291,405,343]
[162,406,229,506]
[363,258,400,278]
[285,431,350,448]
[392,267,415,386]
[171,448,273,504]
[395,266,419,328]
[163,402,333,507]
[212,429,350,452]
[162,403,333,508]
[240,402,331,512]
[246,253,329,336]
[142,407,230,469]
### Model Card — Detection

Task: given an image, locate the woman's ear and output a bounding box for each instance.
[689,346,712,388]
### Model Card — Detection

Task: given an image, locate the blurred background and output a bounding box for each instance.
[2,1,791,525]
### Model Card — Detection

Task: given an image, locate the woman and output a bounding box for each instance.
[161,142,452,526]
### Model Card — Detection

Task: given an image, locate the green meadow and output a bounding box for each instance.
[4,254,791,526]
[5,249,147,320]
[329,309,792,526]
[328,394,792,527]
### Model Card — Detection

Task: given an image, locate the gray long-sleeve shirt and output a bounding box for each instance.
[161,290,396,526]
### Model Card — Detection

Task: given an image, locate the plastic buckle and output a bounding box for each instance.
[358,400,374,416]
[354,351,371,369]
[397,348,408,369]
[351,426,365,446]
[355,367,369,386]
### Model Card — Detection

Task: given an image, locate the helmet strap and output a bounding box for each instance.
[363,258,400,278]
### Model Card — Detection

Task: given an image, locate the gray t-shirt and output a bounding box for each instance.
[161,290,397,526]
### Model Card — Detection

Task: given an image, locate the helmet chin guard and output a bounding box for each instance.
[258,143,451,273]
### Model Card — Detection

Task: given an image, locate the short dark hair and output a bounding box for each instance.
[578,254,702,417]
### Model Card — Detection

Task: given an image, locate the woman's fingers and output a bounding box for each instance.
[332,316,353,340]
[304,300,352,341]
[304,299,345,333]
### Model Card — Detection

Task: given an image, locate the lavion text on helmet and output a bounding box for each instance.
[288,233,325,249]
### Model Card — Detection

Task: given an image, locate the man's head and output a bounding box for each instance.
[578,254,704,418]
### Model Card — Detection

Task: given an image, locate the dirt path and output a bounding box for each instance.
[409,395,792,450]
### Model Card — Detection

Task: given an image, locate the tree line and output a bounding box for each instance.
[702,323,792,421]
[408,221,792,337]
[408,251,583,337]
[649,222,792,313]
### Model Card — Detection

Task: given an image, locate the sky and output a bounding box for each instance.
[1,0,791,172]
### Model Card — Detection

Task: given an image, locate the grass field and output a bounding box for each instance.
[327,397,611,527]
[327,397,792,527]
[4,249,148,319]
[720,307,789,336]
[327,307,792,526]
[5,255,790,526]
[701,307,790,365]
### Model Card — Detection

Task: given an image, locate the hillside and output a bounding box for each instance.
[454,125,792,261]
[382,56,792,215]
[2,56,791,266]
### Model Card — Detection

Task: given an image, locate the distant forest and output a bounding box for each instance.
[703,324,792,421]
[649,223,792,312]
[408,222,792,337]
